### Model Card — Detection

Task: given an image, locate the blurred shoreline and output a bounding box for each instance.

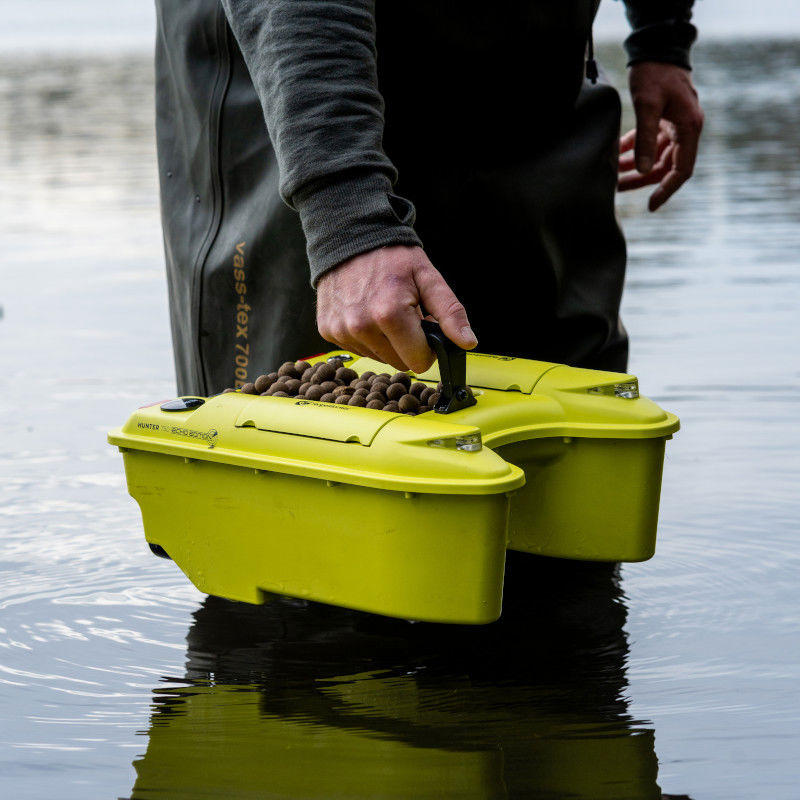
[1,36,796,71]
[1,0,799,55]
[1,26,800,800]
[0,34,797,61]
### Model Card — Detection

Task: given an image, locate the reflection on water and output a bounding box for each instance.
[1,40,799,800]
[129,558,667,800]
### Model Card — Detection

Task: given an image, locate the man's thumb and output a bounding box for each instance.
[418,278,477,351]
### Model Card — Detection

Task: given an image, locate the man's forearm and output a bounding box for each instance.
[220,0,420,283]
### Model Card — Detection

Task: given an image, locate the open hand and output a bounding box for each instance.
[618,62,704,211]
[316,245,477,374]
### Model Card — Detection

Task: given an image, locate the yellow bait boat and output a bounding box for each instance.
[109,323,678,624]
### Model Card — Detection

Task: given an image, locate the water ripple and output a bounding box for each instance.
[1,41,800,800]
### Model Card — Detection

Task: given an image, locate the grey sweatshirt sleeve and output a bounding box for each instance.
[622,1,697,69]
[219,0,421,285]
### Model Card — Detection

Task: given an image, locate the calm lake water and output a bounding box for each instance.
[1,41,799,799]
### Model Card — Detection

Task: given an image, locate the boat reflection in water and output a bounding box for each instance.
[127,555,690,799]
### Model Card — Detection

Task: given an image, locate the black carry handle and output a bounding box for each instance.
[421,319,477,414]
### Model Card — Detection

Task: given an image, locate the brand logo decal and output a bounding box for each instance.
[137,422,160,431]
[294,400,349,410]
[168,426,218,448]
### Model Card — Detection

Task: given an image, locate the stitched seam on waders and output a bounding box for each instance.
[190,4,233,395]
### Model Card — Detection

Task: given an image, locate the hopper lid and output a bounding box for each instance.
[414,352,556,394]
[235,397,393,446]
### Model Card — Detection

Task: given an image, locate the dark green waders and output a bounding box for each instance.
[155,1,627,396]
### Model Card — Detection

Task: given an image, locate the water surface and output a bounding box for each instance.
[0,42,799,799]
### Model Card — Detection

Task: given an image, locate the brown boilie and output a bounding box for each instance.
[386,383,406,401]
[277,361,299,379]
[222,360,457,416]
[391,372,412,389]
[335,366,358,384]
[283,378,302,394]
[314,362,336,382]
[254,374,273,394]
[398,394,420,413]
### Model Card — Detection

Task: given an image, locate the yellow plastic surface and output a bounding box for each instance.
[111,393,524,496]
[109,350,679,622]
[120,447,509,623]
[497,437,667,561]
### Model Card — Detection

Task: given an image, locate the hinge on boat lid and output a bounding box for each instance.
[421,320,477,414]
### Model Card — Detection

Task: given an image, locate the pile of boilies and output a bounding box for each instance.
[224,358,442,415]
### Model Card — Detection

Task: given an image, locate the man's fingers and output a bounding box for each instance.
[358,333,412,373]
[315,245,473,375]
[649,167,689,212]
[414,265,477,352]
[619,128,636,154]
[618,151,638,173]
[672,118,701,182]
[627,63,703,208]
[372,302,432,373]
[648,140,689,210]
[619,142,675,191]
[319,321,385,366]
[619,164,672,192]
[619,129,671,173]
[318,301,392,366]
[622,109,700,207]
[632,97,663,174]
[649,115,700,210]
[329,314,416,372]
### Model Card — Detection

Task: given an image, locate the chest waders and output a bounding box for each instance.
[155,0,626,395]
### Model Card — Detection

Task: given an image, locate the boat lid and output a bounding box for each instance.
[348,352,556,394]
[234,397,393,445]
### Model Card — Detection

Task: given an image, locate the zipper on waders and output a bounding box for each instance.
[190,5,233,395]
[585,29,598,84]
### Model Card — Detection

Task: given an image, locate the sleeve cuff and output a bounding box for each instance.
[624,20,698,70]
[291,170,423,287]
